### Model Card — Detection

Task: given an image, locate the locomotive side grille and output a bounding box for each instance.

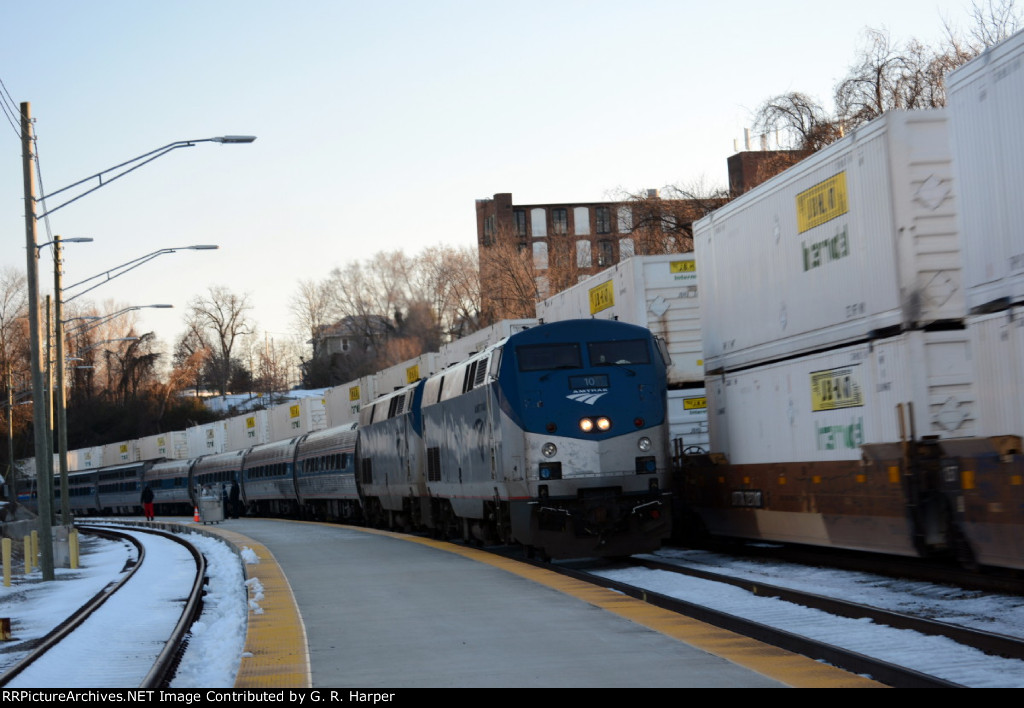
[427,447,441,482]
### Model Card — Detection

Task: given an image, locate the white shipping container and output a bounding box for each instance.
[966,306,1024,437]
[138,431,189,460]
[536,254,703,385]
[667,388,709,453]
[696,110,962,372]
[947,30,1024,313]
[439,319,538,368]
[226,410,270,451]
[77,446,105,470]
[324,376,377,428]
[187,421,228,458]
[268,396,328,442]
[707,329,975,465]
[375,352,440,394]
[102,440,138,466]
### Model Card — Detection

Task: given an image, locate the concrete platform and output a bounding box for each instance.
[201,519,883,688]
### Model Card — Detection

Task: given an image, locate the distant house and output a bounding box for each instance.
[303,315,394,387]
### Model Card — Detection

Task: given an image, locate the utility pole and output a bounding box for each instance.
[6,369,15,504]
[54,235,70,524]
[21,102,54,580]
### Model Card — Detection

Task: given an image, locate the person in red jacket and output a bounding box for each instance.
[141,484,155,521]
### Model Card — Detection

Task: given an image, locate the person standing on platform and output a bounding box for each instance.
[141,484,155,521]
[229,479,240,519]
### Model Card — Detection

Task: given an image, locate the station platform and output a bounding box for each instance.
[200,519,883,688]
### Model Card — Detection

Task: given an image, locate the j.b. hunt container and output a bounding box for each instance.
[706,328,975,466]
[695,110,963,373]
[690,327,976,557]
[947,30,1024,314]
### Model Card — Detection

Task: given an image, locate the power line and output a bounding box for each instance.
[0,76,21,139]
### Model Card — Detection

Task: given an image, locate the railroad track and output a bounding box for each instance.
[490,545,1024,688]
[0,525,207,689]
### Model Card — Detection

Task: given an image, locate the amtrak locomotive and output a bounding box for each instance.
[358,318,673,559]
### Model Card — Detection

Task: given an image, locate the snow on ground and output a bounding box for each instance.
[4,530,1024,688]
[0,527,249,687]
[591,548,1024,688]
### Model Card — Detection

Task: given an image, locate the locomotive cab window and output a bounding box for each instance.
[516,343,582,372]
[587,339,650,366]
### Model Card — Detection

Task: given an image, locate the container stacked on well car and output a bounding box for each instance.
[942,30,1024,569]
[688,107,980,561]
[684,30,1024,570]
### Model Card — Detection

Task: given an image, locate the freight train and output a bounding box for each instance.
[678,31,1024,572]
[47,319,674,560]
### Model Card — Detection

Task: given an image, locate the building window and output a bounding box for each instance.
[552,208,568,235]
[482,215,495,246]
[535,275,550,299]
[576,240,592,268]
[619,238,635,260]
[597,240,614,267]
[574,207,590,235]
[533,241,548,270]
[531,208,547,238]
[514,210,527,237]
[596,206,611,234]
[617,207,632,233]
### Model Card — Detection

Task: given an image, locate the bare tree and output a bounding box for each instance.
[620,183,730,254]
[950,0,1023,48]
[290,278,338,352]
[0,267,30,489]
[753,3,1021,156]
[753,92,844,152]
[249,334,298,395]
[834,28,950,129]
[415,245,481,341]
[477,229,539,323]
[185,286,254,396]
[104,331,161,406]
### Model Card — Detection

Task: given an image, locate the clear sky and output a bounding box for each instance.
[0,0,981,362]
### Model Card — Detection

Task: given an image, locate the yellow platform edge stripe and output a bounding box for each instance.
[351,524,885,689]
[197,525,312,688]
[205,519,883,689]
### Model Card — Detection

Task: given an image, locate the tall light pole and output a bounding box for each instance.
[19,100,253,580]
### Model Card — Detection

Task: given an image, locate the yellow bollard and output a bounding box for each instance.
[2,537,10,587]
[30,530,38,570]
[23,535,30,574]
[69,530,79,569]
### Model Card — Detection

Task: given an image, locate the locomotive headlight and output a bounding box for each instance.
[596,417,611,431]
[638,436,652,451]
[542,442,558,458]
[579,418,595,433]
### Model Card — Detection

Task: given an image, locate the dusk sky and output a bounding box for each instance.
[0,0,985,368]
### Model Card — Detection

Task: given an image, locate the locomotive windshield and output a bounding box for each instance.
[516,343,583,372]
[587,339,650,366]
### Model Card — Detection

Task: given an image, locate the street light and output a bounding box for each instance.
[20,100,253,579]
[63,246,219,302]
[36,138,256,219]
[64,304,174,336]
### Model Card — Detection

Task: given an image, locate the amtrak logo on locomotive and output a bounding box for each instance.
[567,390,608,405]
